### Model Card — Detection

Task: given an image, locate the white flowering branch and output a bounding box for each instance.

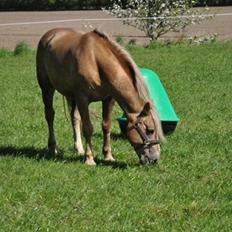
[105,0,212,41]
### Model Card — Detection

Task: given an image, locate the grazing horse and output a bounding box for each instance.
[36,28,164,165]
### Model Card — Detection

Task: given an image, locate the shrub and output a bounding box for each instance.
[0,0,231,10]
[115,36,125,45]
[14,42,32,56]
[0,0,112,10]
[197,0,231,6]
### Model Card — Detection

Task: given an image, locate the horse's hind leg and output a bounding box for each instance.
[41,87,57,155]
[102,97,115,162]
[36,46,57,156]
[67,98,84,155]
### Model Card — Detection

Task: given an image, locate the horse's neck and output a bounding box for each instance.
[113,82,144,123]
[91,34,144,120]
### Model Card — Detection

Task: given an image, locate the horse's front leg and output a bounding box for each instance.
[72,106,85,155]
[67,98,84,155]
[102,97,115,162]
[77,99,96,166]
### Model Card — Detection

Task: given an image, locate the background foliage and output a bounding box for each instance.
[197,0,231,6]
[0,0,111,11]
[0,0,231,11]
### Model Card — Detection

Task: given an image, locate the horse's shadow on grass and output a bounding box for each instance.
[94,131,126,140]
[0,145,128,169]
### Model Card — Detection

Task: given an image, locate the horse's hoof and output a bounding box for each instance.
[85,158,96,166]
[104,156,115,162]
[48,147,58,156]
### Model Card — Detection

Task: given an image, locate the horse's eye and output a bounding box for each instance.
[146,128,154,134]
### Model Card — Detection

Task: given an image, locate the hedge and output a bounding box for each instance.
[197,0,232,6]
[0,0,231,11]
[0,0,113,11]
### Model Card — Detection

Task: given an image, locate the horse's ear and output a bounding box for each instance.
[139,102,151,117]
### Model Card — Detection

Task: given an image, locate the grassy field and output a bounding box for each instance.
[0,42,232,231]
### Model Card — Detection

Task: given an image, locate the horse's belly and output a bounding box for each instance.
[46,68,76,96]
[47,68,108,101]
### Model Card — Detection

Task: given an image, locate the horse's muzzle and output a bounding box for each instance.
[139,148,160,165]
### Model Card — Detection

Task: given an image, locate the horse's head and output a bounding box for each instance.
[126,102,161,165]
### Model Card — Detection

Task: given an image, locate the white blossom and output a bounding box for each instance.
[106,0,211,40]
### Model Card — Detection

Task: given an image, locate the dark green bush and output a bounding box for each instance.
[0,0,112,10]
[196,0,232,6]
[0,0,231,10]
[14,42,32,56]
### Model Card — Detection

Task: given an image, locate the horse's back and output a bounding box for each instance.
[38,28,81,49]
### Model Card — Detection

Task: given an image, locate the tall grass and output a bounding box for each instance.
[0,42,231,231]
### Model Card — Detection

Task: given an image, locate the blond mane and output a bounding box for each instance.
[93,29,164,140]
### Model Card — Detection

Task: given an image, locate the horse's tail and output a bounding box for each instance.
[36,34,55,91]
[36,39,47,88]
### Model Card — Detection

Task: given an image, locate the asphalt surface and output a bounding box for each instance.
[0,7,232,50]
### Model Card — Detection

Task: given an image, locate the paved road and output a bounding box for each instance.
[0,7,232,50]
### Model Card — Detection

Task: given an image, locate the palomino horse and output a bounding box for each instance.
[36,28,164,165]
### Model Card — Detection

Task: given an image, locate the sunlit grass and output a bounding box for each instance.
[0,42,231,231]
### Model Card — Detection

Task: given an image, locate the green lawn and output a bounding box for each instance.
[0,42,231,231]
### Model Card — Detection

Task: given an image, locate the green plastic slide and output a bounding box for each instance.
[118,68,179,135]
